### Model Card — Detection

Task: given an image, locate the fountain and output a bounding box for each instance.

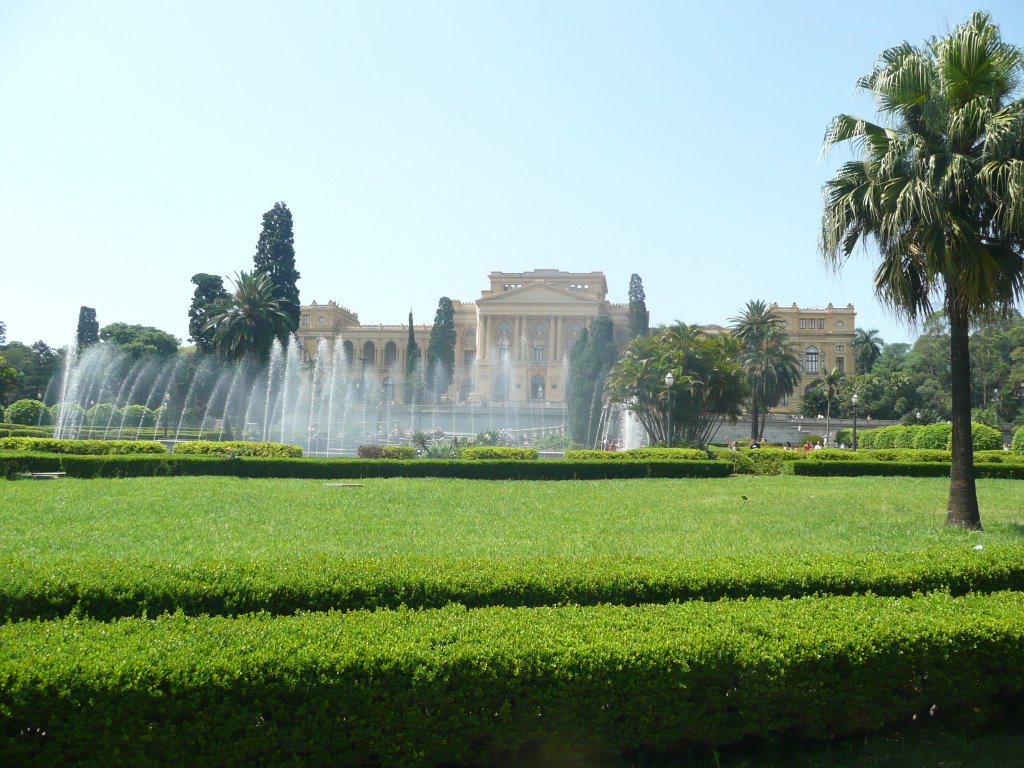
[46,332,570,454]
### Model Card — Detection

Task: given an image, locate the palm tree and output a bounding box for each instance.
[204,271,293,364]
[821,12,1024,529]
[730,300,798,440]
[814,366,844,446]
[853,328,884,374]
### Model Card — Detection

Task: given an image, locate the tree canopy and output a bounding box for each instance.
[99,323,179,359]
[605,323,745,448]
[730,300,799,440]
[188,273,229,355]
[204,271,292,363]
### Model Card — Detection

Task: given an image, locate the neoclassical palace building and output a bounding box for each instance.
[297,269,855,413]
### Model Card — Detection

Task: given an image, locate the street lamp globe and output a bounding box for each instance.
[665,371,675,388]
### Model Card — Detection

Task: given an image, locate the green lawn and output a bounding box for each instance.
[3,475,1022,562]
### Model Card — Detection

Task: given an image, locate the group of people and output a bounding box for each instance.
[728,439,843,452]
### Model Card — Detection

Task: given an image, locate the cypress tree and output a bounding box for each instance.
[76,307,99,351]
[403,311,423,405]
[627,273,649,339]
[566,316,617,447]
[252,202,300,335]
[425,297,457,401]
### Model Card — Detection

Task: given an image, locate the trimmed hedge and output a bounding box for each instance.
[2,593,1023,766]
[0,437,168,455]
[793,460,1024,479]
[3,545,1023,622]
[357,444,418,459]
[0,452,63,480]
[171,440,302,458]
[0,426,52,439]
[47,455,732,480]
[3,399,51,426]
[1013,424,1024,453]
[565,447,708,461]
[459,446,538,461]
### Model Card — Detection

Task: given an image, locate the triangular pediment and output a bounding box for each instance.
[478,283,600,306]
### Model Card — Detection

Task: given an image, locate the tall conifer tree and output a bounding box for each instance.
[403,311,423,405]
[252,202,300,335]
[425,297,457,401]
[627,273,649,338]
[76,307,99,351]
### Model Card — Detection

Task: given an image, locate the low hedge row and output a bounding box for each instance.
[0,452,63,479]
[0,437,168,455]
[792,460,1024,479]
[808,449,1024,464]
[3,593,1023,767]
[2,546,1021,621]
[459,446,538,460]
[356,444,418,459]
[565,447,708,461]
[12,454,731,480]
[171,440,302,458]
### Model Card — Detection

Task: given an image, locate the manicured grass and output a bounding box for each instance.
[3,475,1022,562]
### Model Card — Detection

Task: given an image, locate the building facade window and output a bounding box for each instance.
[799,319,807,329]
[818,318,825,329]
[836,344,844,352]
[836,356,845,373]
[805,347,819,374]
[533,345,545,363]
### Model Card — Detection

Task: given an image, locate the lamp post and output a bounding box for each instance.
[664,371,675,448]
[851,393,859,450]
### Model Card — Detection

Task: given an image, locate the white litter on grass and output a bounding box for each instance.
[973,544,984,550]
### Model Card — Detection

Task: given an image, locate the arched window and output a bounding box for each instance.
[343,340,355,365]
[533,322,547,338]
[382,377,395,403]
[463,328,476,346]
[805,347,819,374]
[362,341,376,368]
[384,341,398,367]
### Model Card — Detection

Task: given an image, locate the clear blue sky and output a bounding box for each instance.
[3,1,1023,350]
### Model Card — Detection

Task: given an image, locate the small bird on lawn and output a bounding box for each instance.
[741,495,749,501]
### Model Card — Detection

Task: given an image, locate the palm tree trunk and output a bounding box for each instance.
[946,307,982,529]
[749,395,759,441]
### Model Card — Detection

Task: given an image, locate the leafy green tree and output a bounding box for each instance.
[853,328,884,373]
[204,271,292,363]
[0,341,62,404]
[627,273,649,339]
[76,307,99,350]
[403,311,423,405]
[252,202,300,333]
[821,12,1024,529]
[424,297,457,401]
[605,323,745,448]
[99,323,179,359]
[188,273,228,355]
[566,316,617,447]
[730,300,798,440]
[0,320,5,345]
